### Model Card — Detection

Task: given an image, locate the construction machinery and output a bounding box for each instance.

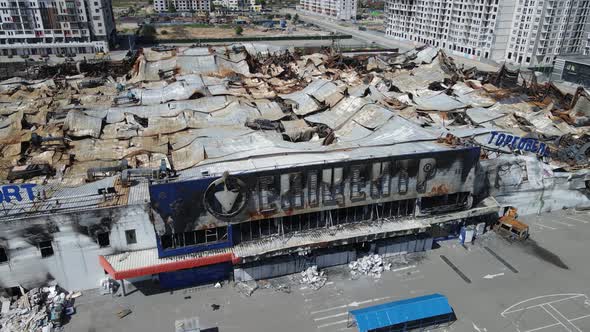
[493,207,529,241]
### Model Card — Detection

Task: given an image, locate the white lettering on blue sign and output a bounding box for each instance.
[487,131,548,156]
[0,184,37,203]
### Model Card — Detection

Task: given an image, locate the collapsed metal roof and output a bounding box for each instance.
[0,43,589,195]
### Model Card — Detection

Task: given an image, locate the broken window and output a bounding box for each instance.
[398,169,409,194]
[420,192,470,214]
[0,246,7,263]
[322,167,344,205]
[160,226,228,250]
[308,170,319,207]
[258,175,278,212]
[350,165,367,201]
[281,172,304,210]
[39,240,54,258]
[125,229,137,245]
[371,162,391,199]
[97,232,110,247]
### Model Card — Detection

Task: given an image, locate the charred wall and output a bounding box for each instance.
[150,147,480,255]
[0,204,155,291]
[478,155,590,215]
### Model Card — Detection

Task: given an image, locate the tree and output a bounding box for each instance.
[285,13,292,20]
[168,2,177,13]
[235,26,244,36]
[292,13,299,23]
[141,24,157,40]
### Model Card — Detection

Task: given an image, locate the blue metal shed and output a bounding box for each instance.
[349,294,455,332]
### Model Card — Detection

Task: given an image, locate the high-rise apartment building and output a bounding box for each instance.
[384,0,515,62]
[0,0,116,56]
[154,0,210,12]
[298,0,358,21]
[505,0,590,66]
[210,0,260,11]
[385,0,590,66]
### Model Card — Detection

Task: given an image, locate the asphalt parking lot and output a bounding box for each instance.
[65,209,590,332]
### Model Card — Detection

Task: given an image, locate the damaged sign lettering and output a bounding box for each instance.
[488,131,548,156]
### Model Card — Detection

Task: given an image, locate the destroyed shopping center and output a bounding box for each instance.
[0,44,589,293]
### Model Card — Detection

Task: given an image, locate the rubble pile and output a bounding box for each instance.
[1,43,589,189]
[0,42,588,219]
[299,266,327,290]
[349,254,392,279]
[234,281,259,297]
[0,286,80,332]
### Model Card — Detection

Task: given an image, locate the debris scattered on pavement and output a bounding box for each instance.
[234,281,259,297]
[349,254,391,279]
[0,285,79,331]
[258,279,292,294]
[299,266,327,290]
[116,308,132,319]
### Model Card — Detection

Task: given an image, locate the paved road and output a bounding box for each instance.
[287,9,500,72]
[65,209,590,332]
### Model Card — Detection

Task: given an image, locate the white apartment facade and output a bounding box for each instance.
[385,0,590,66]
[384,0,515,62]
[154,0,210,12]
[210,0,260,11]
[298,0,358,21]
[0,0,115,56]
[505,0,590,66]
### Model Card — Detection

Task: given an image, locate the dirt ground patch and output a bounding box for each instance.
[156,25,327,39]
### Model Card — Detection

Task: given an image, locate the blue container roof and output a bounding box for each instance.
[349,293,453,332]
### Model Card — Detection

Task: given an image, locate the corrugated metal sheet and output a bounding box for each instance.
[466,107,507,125]
[0,176,139,221]
[412,92,467,111]
[305,96,369,129]
[127,180,150,205]
[100,247,234,279]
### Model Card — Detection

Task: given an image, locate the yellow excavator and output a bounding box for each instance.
[493,207,530,241]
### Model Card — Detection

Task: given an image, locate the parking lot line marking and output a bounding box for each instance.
[540,306,570,332]
[314,312,348,321]
[570,313,590,322]
[534,223,557,230]
[484,247,519,273]
[545,219,574,227]
[440,255,471,283]
[564,216,589,224]
[548,304,583,332]
[317,319,349,329]
[310,297,392,315]
[543,304,582,332]
[502,294,586,316]
[391,265,416,272]
[522,323,561,332]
